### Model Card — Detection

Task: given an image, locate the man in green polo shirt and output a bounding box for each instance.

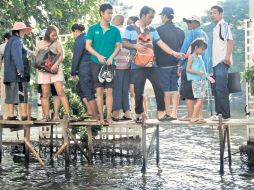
[86,3,122,124]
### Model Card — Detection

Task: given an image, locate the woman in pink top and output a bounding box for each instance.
[35,25,72,121]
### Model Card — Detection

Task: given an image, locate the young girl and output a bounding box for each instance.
[186,39,215,124]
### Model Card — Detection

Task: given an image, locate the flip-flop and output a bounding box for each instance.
[121,116,132,121]
[179,115,191,121]
[158,114,173,121]
[112,117,119,122]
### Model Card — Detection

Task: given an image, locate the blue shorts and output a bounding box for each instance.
[159,66,179,92]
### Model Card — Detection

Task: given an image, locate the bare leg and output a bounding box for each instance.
[112,110,120,119]
[96,87,104,124]
[105,88,113,124]
[89,99,98,120]
[185,99,194,118]
[53,96,60,120]
[53,81,70,113]
[164,92,171,115]
[41,84,50,118]
[20,103,28,117]
[191,98,203,119]
[82,97,93,116]
[171,92,179,118]
[8,104,15,117]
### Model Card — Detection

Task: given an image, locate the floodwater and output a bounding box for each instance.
[1,93,254,190]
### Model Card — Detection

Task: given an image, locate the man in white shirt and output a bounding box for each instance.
[210,5,233,120]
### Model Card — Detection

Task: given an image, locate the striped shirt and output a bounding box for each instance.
[114,26,129,69]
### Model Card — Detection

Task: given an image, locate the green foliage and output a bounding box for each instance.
[202,0,249,72]
[0,0,103,45]
[242,66,254,95]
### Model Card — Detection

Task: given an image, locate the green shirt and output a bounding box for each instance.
[86,22,122,65]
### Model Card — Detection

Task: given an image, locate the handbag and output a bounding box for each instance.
[35,42,59,74]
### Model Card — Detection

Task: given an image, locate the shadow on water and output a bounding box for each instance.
[1,93,254,189]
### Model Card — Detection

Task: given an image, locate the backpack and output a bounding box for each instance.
[131,25,154,67]
[35,41,59,74]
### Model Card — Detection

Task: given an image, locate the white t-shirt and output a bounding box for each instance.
[212,19,233,67]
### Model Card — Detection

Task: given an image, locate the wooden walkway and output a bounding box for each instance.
[0,115,254,175]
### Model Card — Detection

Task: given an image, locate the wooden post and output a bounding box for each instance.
[226,125,232,166]
[141,115,147,173]
[50,123,54,159]
[156,124,160,165]
[87,125,94,163]
[218,114,224,175]
[24,126,30,165]
[65,128,90,161]
[0,124,2,163]
[24,139,45,167]
[63,115,70,167]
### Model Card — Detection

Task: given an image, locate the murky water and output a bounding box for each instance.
[1,93,254,189]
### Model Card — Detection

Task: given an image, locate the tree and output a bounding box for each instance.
[0,0,103,38]
[106,0,133,17]
[202,0,249,72]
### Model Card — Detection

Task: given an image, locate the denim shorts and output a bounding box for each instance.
[159,66,179,92]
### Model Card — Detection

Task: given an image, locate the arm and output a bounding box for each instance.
[223,40,233,65]
[11,40,24,75]
[186,56,204,76]
[106,42,122,65]
[156,40,185,58]
[71,39,83,76]
[86,40,106,63]
[50,41,64,73]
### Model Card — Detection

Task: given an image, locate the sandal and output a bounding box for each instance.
[135,116,143,124]
[121,116,132,121]
[158,114,173,121]
[41,116,50,122]
[111,117,119,122]
[179,115,191,121]
[190,118,207,124]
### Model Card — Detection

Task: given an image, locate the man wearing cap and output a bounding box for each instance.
[154,7,185,119]
[210,5,233,120]
[178,15,210,121]
[3,22,32,120]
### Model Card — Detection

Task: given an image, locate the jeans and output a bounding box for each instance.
[112,69,130,112]
[213,62,230,119]
[132,67,165,114]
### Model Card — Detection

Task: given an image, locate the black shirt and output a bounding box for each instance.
[154,21,185,67]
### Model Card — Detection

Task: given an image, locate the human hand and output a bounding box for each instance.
[172,51,185,59]
[106,57,113,65]
[97,55,106,64]
[223,56,231,65]
[207,75,215,83]
[71,75,77,80]
[50,64,59,74]
[135,44,147,53]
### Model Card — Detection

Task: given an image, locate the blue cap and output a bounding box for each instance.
[159,7,174,17]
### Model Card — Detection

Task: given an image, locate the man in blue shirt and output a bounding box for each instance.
[178,15,210,121]
[123,6,184,123]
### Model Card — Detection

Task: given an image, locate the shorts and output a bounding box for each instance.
[192,80,206,98]
[91,62,114,89]
[5,82,28,104]
[159,66,179,92]
[37,67,64,84]
[179,69,196,100]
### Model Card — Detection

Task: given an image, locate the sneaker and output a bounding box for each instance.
[209,115,230,121]
[98,64,107,83]
[106,65,114,83]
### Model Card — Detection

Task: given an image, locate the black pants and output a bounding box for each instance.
[132,67,165,114]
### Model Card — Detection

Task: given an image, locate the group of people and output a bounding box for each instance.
[0,3,233,125]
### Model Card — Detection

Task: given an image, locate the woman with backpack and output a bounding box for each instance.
[35,25,73,121]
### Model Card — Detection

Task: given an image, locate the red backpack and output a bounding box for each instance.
[131,26,155,67]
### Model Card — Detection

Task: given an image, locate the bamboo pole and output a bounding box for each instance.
[87,125,94,162]
[218,114,225,175]
[141,115,147,173]
[156,124,160,165]
[65,128,90,161]
[226,126,232,166]
[53,143,67,159]
[24,139,45,167]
